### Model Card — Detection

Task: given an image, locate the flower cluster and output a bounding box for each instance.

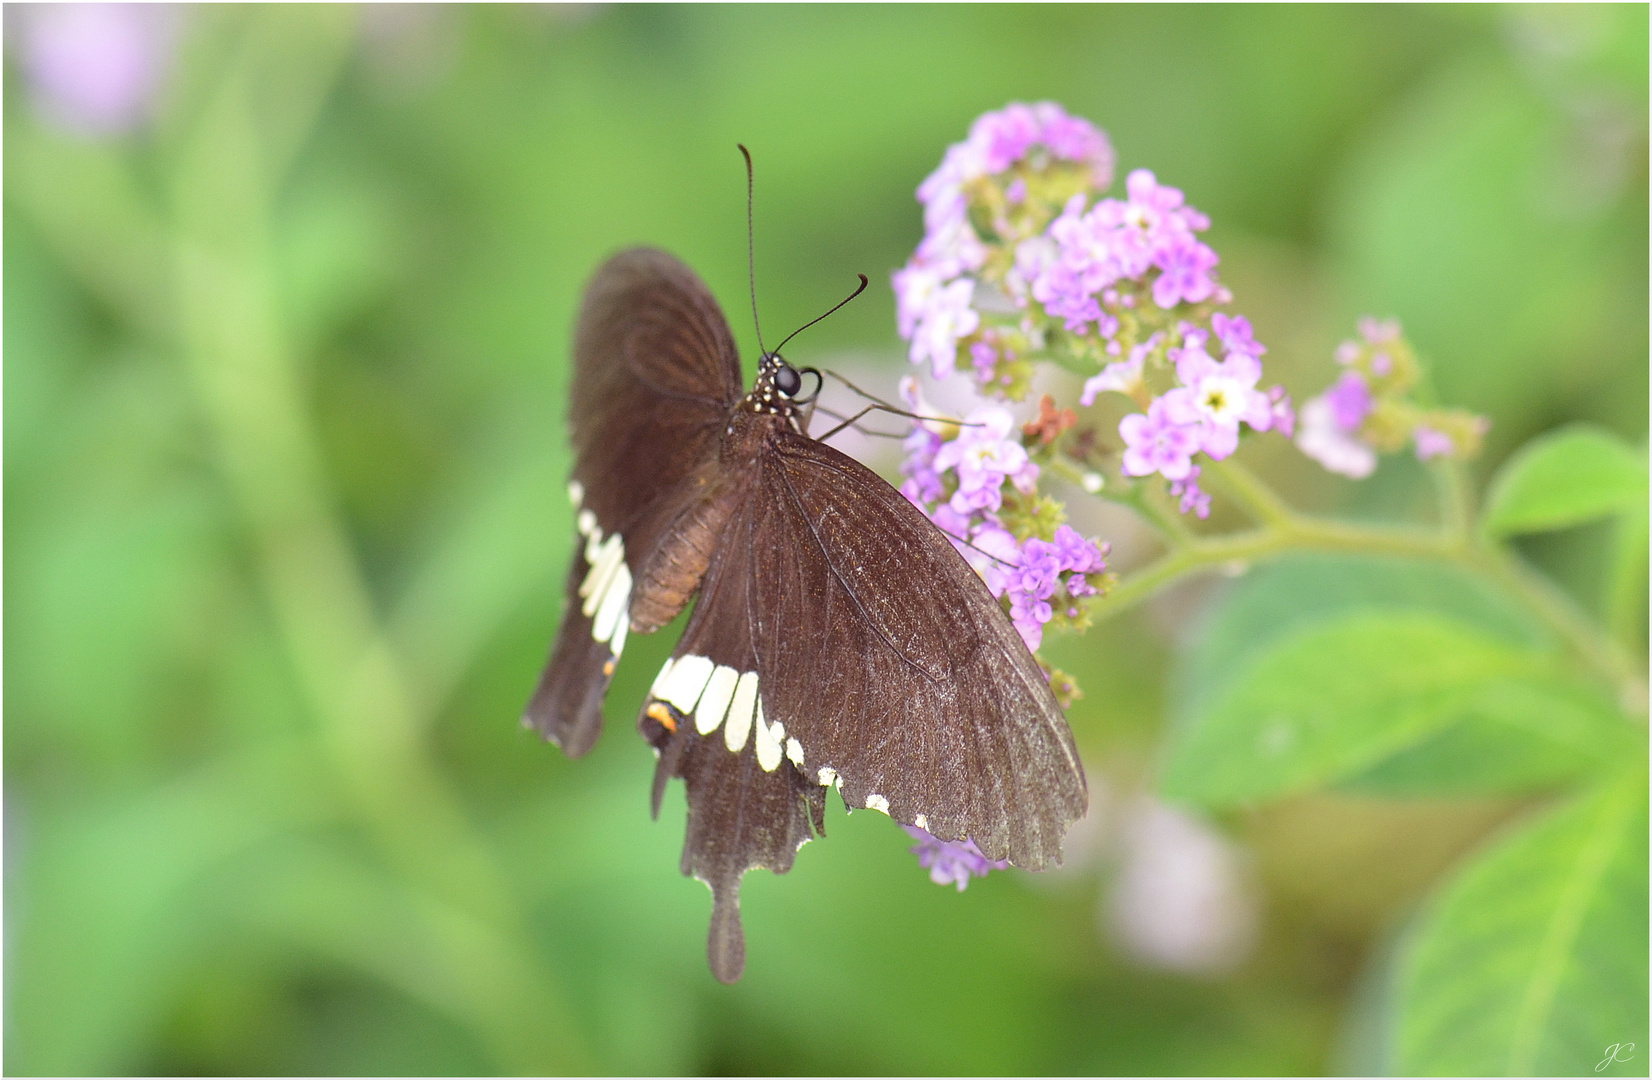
[1296,318,1488,478]
[893,101,1294,528]
[888,106,1495,895]
[899,379,1111,654]
[903,825,1010,891]
[895,102,1115,385]
[1020,168,1221,332]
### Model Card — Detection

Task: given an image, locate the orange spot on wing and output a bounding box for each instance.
[602,659,615,676]
[647,701,677,732]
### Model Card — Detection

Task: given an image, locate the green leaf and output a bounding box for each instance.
[1482,425,1648,537]
[1174,554,1550,732]
[1338,676,1642,795]
[1162,612,1538,807]
[1394,774,1649,1076]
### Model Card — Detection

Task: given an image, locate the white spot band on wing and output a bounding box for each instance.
[580,534,624,617]
[753,699,782,771]
[724,672,758,752]
[660,655,714,714]
[649,657,676,698]
[694,664,740,735]
[591,563,631,644]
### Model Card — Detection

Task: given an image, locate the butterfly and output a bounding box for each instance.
[524,242,1087,984]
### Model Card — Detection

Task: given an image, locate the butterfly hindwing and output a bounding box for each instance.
[637,485,825,984]
[526,249,744,754]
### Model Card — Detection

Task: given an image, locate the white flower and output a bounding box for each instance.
[1081,353,1145,405]
[1107,797,1257,976]
[908,278,979,379]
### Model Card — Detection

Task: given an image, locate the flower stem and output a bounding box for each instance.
[1430,457,1474,540]
[1604,509,1650,653]
[1204,457,1293,529]
[1093,452,1647,717]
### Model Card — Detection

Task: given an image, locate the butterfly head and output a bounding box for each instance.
[748,352,820,420]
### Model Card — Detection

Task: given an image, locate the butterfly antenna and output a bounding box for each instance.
[738,144,769,357]
[770,274,869,359]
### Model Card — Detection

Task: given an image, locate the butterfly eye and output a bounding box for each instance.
[774,362,803,397]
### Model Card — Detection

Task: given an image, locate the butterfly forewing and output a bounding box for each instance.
[526,248,743,754]
[754,431,1086,866]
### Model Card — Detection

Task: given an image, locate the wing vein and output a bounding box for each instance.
[772,453,945,692]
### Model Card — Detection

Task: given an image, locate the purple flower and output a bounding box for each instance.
[1052,523,1108,574]
[1151,234,1220,309]
[21,4,176,136]
[1413,425,1454,460]
[1169,467,1213,518]
[1030,196,1115,331]
[904,825,1010,890]
[1120,397,1200,481]
[968,333,1015,383]
[916,217,990,281]
[1000,527,1109,649]
[898,375,949,509]
[951,523,1109,652]
[969,525,1024,596]
[892,263,941,340]
[1323,371,1373,431]
[1097,170,1206,277]
[1161,344,1273,458]
[912,101,1113,290]
[934,407,1038,515]
[1009,592,1054,650]
[1211,313,1265,359]
[967,101,1115,185]
[1296,395,1377,479]
[1267,386,1295,438]
[900,429,945,508]
[1029,167,1226,332]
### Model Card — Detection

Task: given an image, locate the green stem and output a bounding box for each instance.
[1430,457,1474,540]
[1095,455,1646,716]
[1604,508,1650,652]
[1203,457,1293,529]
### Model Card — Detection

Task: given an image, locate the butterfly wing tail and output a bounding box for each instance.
[652,713,823,983]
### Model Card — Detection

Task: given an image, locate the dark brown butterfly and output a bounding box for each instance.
[524,245,1087,984]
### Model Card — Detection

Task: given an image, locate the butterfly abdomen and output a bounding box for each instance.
[627,470,740,632]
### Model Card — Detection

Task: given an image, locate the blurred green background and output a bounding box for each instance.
[5,5,1646,1075]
